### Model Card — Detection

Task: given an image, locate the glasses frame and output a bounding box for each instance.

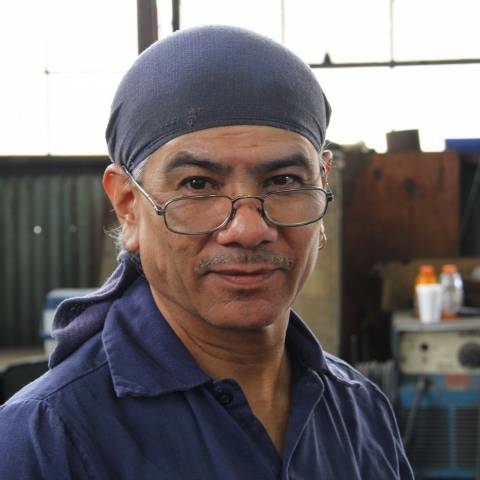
[123,166,334,235]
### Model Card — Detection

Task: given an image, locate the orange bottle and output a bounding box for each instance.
[414,265,438,318]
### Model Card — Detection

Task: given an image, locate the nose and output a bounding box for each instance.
[215,197,278,249]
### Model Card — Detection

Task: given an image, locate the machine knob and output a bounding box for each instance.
[458,342,480,368]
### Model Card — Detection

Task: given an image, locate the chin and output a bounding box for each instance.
[206,317,275,331]
[200,298,288,331]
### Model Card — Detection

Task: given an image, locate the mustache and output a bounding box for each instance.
[194,251,294,275]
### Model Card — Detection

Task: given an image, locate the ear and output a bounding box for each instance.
[321,149,332,188]
[321,149,332,175]
[103,164,140,252]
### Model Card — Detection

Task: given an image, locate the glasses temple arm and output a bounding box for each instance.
[121,165,166,216]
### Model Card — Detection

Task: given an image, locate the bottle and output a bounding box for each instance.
[440,264,464,319]
[414,265,438,318]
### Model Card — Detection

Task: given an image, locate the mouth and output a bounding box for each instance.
[206,266,280,288]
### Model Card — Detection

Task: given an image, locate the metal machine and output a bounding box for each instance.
[393,314,480,479]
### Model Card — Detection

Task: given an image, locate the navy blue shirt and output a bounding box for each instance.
[0,278,413,479]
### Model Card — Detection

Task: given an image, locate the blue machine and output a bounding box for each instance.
[393,314,480,479]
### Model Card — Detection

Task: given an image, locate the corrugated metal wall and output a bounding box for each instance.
[0,157,111,347]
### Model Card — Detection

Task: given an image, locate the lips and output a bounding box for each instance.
[206,266,279,288]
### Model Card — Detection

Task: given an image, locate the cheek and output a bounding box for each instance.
[303,241,319,279]
[137,215,173,281]
[288,226,320,287]
[138,218,203,290]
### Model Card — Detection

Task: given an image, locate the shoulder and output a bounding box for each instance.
[5,332,108,407]
[320,352,397,420]
[0,396,92,479]
[0,335,107,479]
[0,396,64,441]
[323,352,384,392]
[319,352,403,447]
[319,354,414,478]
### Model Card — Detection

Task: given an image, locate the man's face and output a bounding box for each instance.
[128,125,325,331]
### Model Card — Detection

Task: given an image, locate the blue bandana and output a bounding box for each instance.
[106,25,331,171]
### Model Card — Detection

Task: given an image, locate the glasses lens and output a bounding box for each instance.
[264,189,327,226]
[165,196,232,234]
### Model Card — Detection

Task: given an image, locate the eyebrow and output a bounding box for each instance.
[163,151,315,177]
[164,152,232,175]
[249,153,315,177]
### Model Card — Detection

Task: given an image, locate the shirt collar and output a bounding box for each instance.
[287,312,358,387]
[103,277,354,398]
[103,277,210,397]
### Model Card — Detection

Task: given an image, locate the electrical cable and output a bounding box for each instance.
[403,375,429,454]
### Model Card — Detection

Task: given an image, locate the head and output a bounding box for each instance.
[103,26,332,332]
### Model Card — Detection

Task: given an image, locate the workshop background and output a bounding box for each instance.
[1,1,480,478]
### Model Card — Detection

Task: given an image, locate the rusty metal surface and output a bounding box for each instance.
[340,150,461,361]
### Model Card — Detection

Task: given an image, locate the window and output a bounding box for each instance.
[0,0,137,155]
[1,0,478,154]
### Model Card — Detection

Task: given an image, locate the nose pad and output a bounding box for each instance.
[229,204,265,223]
[229,196,267,225]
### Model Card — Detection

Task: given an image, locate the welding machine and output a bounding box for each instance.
[393,313,480,479]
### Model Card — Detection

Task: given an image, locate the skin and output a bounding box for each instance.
[103,125,331,455]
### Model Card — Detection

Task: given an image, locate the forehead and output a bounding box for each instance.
[146,125,319,174]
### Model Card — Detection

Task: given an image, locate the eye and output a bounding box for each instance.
[265,174,303,188]
[180,176,219,192]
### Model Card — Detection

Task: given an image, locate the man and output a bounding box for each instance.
[0,26,413,478]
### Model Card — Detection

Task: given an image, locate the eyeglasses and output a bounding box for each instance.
[123,167,334,235]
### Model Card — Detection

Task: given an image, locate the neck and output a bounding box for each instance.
[164,303,291,393]
[150,289,293,455]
